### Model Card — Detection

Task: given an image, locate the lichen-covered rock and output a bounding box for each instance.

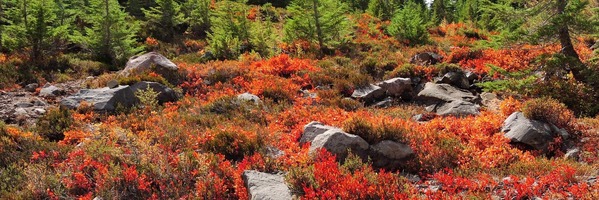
[300,121,340,145]
[417,82,480,116]
[242,170,292,200]
[237,92,261,104]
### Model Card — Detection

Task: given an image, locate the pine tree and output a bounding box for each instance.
[142,0,185,42]
[367,0,404,20]
[1,0,69,65]
[207,0,251,59]
[184,0,211,37]
[431,0,455,24]
[76,0,142,67]
[387,0,428,46]
[284,0,352,56]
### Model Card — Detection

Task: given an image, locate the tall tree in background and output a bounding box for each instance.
[387,0,428,45]
[367,0,404,20]
[207,0,251,59]
[284,0,352,56]
[76,0,142,67]
[142,0,185,42]
[184,0,211,37]
[2,0,69,65]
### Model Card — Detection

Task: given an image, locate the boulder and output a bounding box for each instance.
[417,82,480,116]
[433,100,480,117]
[372,97,394,108]
[417,82,477,103]
[300,121,339,145]
[129,81,179,104]
[436,71,470,89]
[60,86,138,112]
[120,52,178,77]
[309,129,370,161]
[106,80,119,89]
[39,84,65,97]
[501,112,568,152]
[376,77,412,98]
[242,170,292,200]
[410,52,443,65]
[351,84,385,104]
[237,92,261,104]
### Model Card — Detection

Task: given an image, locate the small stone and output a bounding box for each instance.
[33,108,46,115]
[15,102,34,108]
[564,148,580,160]
[237,92,261,104]
[24,83,39,92]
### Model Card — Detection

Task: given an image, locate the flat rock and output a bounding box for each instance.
[60,86,138,112]
[242,170,292,200]
[417,82,477,103]
[39,84,65,97]
[433,100,480,117]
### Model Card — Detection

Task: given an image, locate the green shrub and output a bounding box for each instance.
[386,1,429,46]
[204,131,263,160]
[337,98,363,112]
[262,87,293,104]
[0,61,19,88]
[343,117,405,144]
[36,107,73,141]
[118,73,169,86]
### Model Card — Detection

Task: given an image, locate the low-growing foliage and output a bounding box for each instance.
[36,107,73,141]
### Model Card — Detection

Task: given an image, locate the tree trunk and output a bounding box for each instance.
[556,0,585,80]
[312,0,324,57]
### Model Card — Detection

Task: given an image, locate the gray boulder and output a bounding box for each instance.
[501,112,568,153]
[436,71,470,89]
[120,52,178,77]
[376,77,412,98]
[417,82,477,103]
[242,170,292,200]
[352,84,385,104]
[237,92,261,104]
[309,129,370,161]
[39,84,65,97]
[129,81,179,104]
[434,100,480,117]
[300,121,340,145]
[417,82,479,116]
[60,86,138,112]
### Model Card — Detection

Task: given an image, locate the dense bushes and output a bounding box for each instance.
[386,1,429,46]
[521,97,576,131]
[36,107,73,141]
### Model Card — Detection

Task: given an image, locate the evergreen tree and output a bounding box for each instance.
[284,0,352,56]
[431,0,455,24]
[367,0,404,20]
[142,0,185,42]
[207,0,251,59]
[386,0,428,45]
[76,0,142,67]
[184,0,211,37]
[2,0,69,65]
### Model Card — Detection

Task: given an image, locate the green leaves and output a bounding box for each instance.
[142,0,185,42]
[284,0,352,52]
[386,0,429,46]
